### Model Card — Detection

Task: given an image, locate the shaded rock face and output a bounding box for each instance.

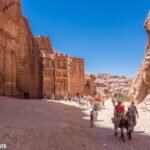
[0,0,43,98]
[129,12,150,102]
[84,74,96,96]
[95,74,132,96]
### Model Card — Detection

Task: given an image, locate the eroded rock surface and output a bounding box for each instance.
[129,11,150,102]
[0,0,85,99]
[95,74,132,96]
[0,0,43,98]
[36,36,85,99]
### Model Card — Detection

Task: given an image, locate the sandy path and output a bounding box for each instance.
[85,100,150,150]
[0,97,150,150]
[53,99,150,150]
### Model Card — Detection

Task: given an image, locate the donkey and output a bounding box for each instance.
[114,113,133,143]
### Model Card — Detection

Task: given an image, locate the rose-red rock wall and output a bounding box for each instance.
[36,36,85,99]
[68,58,85,96]
[0,0,43,98]
[0,0,85,99]
[17,18,43,98]
[36,36,54,54]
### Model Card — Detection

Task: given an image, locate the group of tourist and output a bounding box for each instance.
[113,99,139,135]
[90,93,139,131]
[64,93,107,110]
[109,95,139,141]
[90,93,107,127]
[53,92,139,137]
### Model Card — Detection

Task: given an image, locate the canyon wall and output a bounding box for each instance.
[0,0,43,98]
[129,11,150,102]
[36,36,85,99]
[68,58,85,96]
[0,0,86,99]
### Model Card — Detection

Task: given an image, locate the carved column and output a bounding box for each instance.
[0,45,4,95]
[4,50,12,95]
[11,51,17,94]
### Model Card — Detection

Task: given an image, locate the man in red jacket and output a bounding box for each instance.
[114,101,125,115]
[114,101,125,136]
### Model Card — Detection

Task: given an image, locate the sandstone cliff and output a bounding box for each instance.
[95,73,132,96]
[36,36,85,99]
[129,11,150,102]
[0,0,43,98]
[0,0,86,99]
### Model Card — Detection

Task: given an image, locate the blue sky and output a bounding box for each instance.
[21,0,150,77]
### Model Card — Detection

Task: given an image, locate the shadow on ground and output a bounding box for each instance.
[0,97,149,150]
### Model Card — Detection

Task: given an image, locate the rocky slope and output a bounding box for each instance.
[95,73,132,96]
[129,11,150,102]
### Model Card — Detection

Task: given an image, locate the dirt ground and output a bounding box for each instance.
[0,96,150,150]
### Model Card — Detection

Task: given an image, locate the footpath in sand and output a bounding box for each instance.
[0,96,150,150]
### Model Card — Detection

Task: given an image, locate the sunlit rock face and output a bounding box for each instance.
[68,57,85,97]
[129,11,150,102]
[36,36,85,99]
[0,0,85,99]
[0,0,43,98]
[95,74,132,96]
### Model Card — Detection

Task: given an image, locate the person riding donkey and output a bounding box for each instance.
[113,100,125,136]
[90,110,95,128]
[112,96,137,141]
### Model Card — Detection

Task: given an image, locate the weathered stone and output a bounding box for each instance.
[129,11,150,102]
[36,36,53,54]
[84,74,96,96]
[95,74,132,96]
[0,1,85,99]
[36,36,85,99]
[68,57,85,96]
[0,0,43,98]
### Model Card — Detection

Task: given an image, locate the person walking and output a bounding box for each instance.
[94,93,101,110]
[111,95,116,107]
[93,102,99,121]
[128,102,139,129]
[90,110,95,128]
